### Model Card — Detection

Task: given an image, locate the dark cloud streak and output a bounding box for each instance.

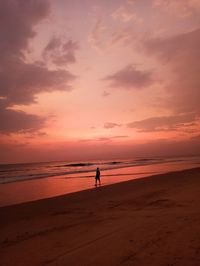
[104,65,152,90]
[0,0,77,134]
[43,37,79,66]
[104,122,121,129]
[0,100,45,134]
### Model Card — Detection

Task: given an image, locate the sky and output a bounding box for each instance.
[0,0,200,164]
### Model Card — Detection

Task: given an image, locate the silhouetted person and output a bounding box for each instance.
[95,167,101,186]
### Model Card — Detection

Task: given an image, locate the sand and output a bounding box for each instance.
[1,167,200,266]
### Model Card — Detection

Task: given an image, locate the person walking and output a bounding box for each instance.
[95,167,101,186]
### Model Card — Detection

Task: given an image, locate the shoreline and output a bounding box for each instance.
[0,161,198,207]
[1,155,199,185]
[1,167,200,265]
[0,166,199,210]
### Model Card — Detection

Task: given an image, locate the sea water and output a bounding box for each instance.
[0,156,199,207]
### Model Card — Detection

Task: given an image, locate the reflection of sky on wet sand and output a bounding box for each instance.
[0,161,198,207]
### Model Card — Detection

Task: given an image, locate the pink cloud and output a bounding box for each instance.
[0,0,77,134]
[0,100,45,134]
[0,61,76,106]
[112,6,143,23]
[128,113,198,132]
[145,28,200,114]
[43,37,79,66]
[104,122,121,129]
[88,18,107,50]
[102,90,110,97]
[104,65,153,90]
[0,0,50,60]
[154,0,200,18]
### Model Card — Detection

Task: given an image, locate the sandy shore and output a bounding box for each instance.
[1,167,200,266]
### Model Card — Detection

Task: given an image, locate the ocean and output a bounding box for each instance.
[1,156,200,184]
[0,155,200,207]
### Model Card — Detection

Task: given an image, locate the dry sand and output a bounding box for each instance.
[1,167,200,266]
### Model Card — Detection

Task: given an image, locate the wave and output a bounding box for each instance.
[56,161,123,168]
[1,156,199,185]
[0,161,145,184]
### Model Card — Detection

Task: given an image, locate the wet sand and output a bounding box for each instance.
[0,160,197,207]
[1,167,200,266]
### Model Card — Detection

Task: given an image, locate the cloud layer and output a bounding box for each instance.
[104,122,121,129]
[0,100,45,134]
[145,28,200,114]
[43,37,79,66]
[128,113,197,132]
[104,65,152,90]
[0,0,77,134]
[154,0,200,17]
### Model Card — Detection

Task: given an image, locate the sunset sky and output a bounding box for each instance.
[0,0,200,163]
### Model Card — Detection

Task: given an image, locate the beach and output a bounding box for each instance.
[0,157,199,207]
[1,167,200,266]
